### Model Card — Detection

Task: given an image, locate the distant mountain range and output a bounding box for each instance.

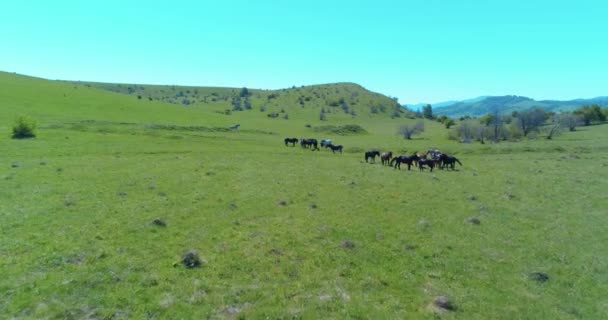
[406,95,608,118]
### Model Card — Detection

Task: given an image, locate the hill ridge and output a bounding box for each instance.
[432,95,608,117]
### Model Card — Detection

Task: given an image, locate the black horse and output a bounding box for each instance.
[300,138,319,150]
[418,158,437,172]
[439,154,462,170]
[380,152,393,166]
[328,144,343,154]
[284,137,298,147]
[365,150,381,163]
[390,154,419,170]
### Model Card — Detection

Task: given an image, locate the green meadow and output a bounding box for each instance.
[1,71,607,319]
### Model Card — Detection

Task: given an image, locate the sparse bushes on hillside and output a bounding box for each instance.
[513,108,548,137]
[12,116,37,139]
[313,124,367,135]
[559,112,583,131]
[398,121,424,140]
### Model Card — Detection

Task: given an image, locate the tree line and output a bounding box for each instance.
[398,104,608,142]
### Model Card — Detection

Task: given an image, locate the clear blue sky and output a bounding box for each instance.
[1,0,606,104]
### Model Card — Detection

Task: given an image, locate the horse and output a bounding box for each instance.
[320,139,332,149]
[380,152,393,165]
[427,149,442,160]
[327,144,343,154]
[300,138,319,150]
[390,154,419,170]
[365,150,381,163]
[418,158,437,172]
[439,154,462,170]
[284,137,298,147]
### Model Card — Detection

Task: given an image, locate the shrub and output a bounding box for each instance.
[12,116,36,139]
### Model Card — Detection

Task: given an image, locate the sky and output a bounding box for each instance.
[1,0,607,104]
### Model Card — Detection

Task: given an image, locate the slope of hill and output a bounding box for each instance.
[72,80,411,120]
[0,71,228,126]
[434,95,608,117]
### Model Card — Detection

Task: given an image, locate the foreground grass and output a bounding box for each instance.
[2,124,607,319]
[1,72,608,318]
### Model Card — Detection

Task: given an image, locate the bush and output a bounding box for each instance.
[12,116,36,139]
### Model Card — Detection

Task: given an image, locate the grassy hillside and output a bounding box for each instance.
[74,80,410,121]
[434,95,608,117]
[2,72,608,319]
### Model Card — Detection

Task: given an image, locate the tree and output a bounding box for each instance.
[545,114,565,140]
[398,121,425,140]
[574,104,606,126]
[240,87,250,97]
[391,105,402,118]
[320,109,327,121]
[514,108,547,137]
[481,109,509,142]
[559,112,583,131]
[474,124,491,144]
[422,104,434,119]
[244,98,252,110]
[12,116,36,139]
[456,120,477,143]
[444,119,455,129]
[231,97,242,111]
[436,115,448,123]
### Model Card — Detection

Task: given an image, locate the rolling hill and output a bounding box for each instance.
[432,95,608,117]
[69,79,411,120]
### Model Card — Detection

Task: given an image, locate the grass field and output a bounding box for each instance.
[1,72,608,319]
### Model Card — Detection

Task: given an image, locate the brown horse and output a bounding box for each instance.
[380,152,393,165]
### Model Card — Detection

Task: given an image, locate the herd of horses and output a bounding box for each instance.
[285,137,344,153]
[285,138,462,172]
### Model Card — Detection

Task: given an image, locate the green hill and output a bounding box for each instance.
[72,80,411,120]
[434,95,608,117]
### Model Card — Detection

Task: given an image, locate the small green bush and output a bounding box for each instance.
[12,116,36,139]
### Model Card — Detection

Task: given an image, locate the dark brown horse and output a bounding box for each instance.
[328,144,343,154]
[439,154,462,170]
[390,154,419,170]
[284,137,298,146]
[380,152,393,165]
[365,150,381,163]
[300,138,319,150]
[418,158,437,172]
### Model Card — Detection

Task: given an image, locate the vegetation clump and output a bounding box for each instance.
[467,217,481,225]
[181,250,203,268]
[529,272,550,283]
[433,296,456,311]
[152,218,166,227]
[340,240,356,249]
[12,116,36,139]
[314,124,367,135]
